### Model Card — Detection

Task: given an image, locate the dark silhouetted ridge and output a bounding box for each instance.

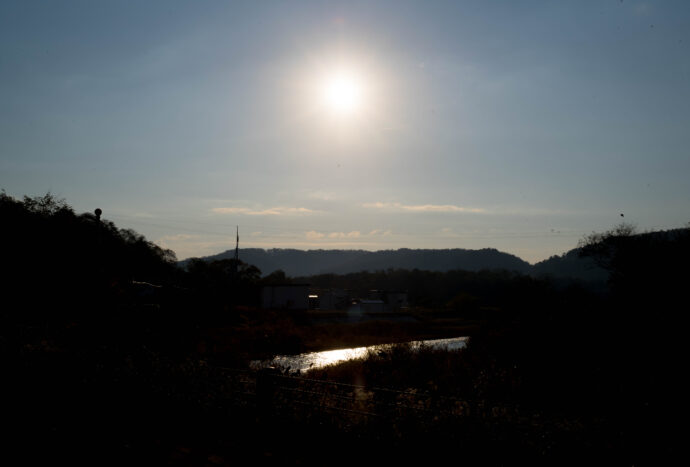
[182,247,532,276]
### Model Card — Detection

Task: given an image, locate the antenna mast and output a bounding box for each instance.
[234,225,239,263]
[231,225,239,277]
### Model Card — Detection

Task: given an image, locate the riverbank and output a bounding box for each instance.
[197,307,482,366]
[252,336,469,372]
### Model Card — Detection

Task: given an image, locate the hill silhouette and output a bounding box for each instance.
[0,191,179,313]
[183,247,534,277]
[182,246,610,282]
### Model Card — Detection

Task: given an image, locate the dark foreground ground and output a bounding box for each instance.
[4,303,685,466]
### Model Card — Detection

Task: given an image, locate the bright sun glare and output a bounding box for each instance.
[320,70,363,116]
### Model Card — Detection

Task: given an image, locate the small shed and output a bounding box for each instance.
[309,288,350,310]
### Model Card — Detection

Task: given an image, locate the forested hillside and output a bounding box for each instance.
[185,247,533,277]
[184,244,612,283]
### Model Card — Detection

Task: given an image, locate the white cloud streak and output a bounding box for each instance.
[362,202,485,213]
[327,231,361,238]
[212,206,316,216]
[306,230,384,240]
[368,229,393,236]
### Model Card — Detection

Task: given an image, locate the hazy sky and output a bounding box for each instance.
[2,0,689,263]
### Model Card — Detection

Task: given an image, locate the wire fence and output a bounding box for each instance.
[126,355,601,459]
[173,362,537,435]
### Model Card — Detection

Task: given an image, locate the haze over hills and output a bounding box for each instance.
[181,247,607,282]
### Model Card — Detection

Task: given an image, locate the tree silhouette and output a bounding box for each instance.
[0,191,178,316]
[578,222,690,302]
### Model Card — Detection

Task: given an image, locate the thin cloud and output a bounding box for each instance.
[369,229,393,237]
[212,206,316,216]
[363,202,485,213]
[306,230,386,240]
[327,231,361,238]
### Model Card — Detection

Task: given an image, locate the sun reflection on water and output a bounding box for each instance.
[252,337,468,373]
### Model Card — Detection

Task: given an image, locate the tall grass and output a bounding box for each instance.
[305,342,475,395]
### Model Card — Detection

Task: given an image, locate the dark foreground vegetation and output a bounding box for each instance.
[2,192,688,465]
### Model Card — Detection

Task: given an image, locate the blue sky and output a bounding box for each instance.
[2,0,689,263]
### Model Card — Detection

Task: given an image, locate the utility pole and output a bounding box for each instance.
[232,226,239,277]
[234,226,239,263]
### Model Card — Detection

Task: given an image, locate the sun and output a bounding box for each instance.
[320,69,363,116]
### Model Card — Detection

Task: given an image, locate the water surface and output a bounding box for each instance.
[251,336,468,373]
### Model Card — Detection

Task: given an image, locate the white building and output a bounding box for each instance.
[308,288,350,310]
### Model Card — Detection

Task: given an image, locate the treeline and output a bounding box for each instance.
[297,268,561,312]
[191,246,533,277]
[0,192,268,320]
[5,191,687,321]
[0,192,178,313]
[479,222,690,463]
[189,244,613,282]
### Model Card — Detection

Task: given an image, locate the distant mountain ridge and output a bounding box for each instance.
[180,246,610,282]
[179,247,585,277]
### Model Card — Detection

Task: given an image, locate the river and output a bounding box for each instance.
[250,336,468,373]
